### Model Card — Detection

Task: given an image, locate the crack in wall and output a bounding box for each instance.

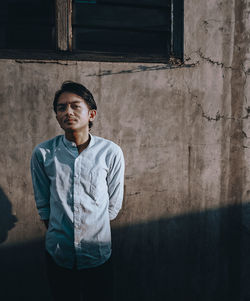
[187,85,250,123]
[186,86,250,149]
[86,61,196,77]
[197,103,225,121]
[242,131,249,139]
[83,48,248,78]
[197,49,233,69]
[127,192,141,196]
[194,51,249,109]
[203,18,235,24]
[241,62,248,104]
[196,101,250,122]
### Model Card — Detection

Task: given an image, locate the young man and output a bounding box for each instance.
[30,81,125,301]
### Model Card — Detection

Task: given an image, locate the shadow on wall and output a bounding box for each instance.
[0,238,51,301]
[0,204,250,301]
[0,187,17,244]
[112,203,250,301]
[0,187,51,301]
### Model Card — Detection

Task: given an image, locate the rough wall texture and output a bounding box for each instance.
[1,0,250,300]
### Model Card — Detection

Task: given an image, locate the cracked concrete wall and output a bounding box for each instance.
[1,0,250,300]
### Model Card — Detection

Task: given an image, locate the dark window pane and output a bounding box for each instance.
[74,28,170,54]
[75,0,170,8]
[72,1,171,56]
[0,0,54,50]
[73,5,170,31]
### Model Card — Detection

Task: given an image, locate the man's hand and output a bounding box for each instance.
[42,219,49,229]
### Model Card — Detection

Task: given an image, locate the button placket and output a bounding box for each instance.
[73,156,82,244]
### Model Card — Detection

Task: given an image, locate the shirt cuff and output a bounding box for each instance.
[38,208,50,220]
[109,210,118,221]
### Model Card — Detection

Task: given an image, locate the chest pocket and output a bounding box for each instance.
[90,169,108,205]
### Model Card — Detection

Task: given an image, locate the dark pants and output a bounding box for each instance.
[45,252,114,301]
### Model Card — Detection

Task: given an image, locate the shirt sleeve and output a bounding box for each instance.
[107,147,125,221]
[30,148,51,220]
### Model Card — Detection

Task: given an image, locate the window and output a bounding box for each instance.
[0,0,183,63]
[0,0,55,50]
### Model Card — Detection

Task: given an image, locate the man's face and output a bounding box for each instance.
[56,92,96,132]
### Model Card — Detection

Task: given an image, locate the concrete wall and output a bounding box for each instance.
[1,0,250,300]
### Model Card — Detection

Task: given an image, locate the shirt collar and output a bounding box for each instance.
[62,133,95,150]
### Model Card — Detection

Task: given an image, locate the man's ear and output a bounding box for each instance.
[89,110,97,121]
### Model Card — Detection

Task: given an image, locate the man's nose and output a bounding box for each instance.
[65,105,74,115]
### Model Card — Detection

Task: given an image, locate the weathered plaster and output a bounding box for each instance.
[1,0,250,300]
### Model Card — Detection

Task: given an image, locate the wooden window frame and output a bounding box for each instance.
[0,0,183,63]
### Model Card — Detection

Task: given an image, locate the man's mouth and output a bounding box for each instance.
[64,118,77,123]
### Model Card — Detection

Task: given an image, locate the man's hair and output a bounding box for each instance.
[53,81,97,129]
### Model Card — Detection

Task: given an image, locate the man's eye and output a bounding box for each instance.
[57,106,66,112]
[72,105,81,109]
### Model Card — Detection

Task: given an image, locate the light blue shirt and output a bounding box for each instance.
[30,134,125,269]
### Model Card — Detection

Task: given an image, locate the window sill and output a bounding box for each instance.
[0,49,177,63]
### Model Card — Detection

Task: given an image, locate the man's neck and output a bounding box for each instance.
[65,130,90,153]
